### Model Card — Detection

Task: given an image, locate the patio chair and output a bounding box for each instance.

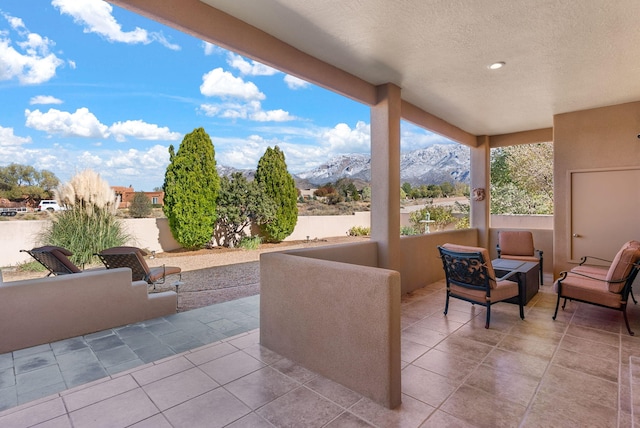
[96,246,182,292]
[21,246,82,276]
[552,240,640,335]
[497,230,544,286]
[570,240,640,303]
[438,243,524,329]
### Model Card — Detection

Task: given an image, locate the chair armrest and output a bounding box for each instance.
[495,269,518,282]
[536,249,543,257]
[578,256,612,266]
[560,270,626,285]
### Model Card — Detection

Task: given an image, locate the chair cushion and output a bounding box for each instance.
[500,255,539,263]
[498,231,535,256]
[148,266,181,283]
[450,279,519,303]
[605,241,640,292]
[554,272,624,308]
[442,243,497,288]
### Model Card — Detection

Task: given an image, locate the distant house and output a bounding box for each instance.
[112,186,164,208]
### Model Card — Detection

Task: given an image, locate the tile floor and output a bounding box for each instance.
[2,280,640,427]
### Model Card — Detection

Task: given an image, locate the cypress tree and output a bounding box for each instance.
[163,127,220,249]
[255,146,298,242]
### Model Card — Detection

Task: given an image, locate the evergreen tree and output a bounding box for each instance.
[163,127,220,249]
[214,172,277,247]
[255,146,298,242]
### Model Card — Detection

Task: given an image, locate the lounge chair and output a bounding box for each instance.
[438,243,525,329]
[21,246,82,276]
[96,246,182,291]
[552,240,640,335]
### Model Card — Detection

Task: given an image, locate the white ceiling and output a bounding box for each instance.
[200,0,640,136]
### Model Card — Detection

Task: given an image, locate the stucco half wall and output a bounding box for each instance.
[260,243,402,409]
[0,268,177,353]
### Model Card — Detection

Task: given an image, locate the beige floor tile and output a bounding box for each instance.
[401,338,431,363]
[434,335,495,363]
[131,356,195,386]
[256,386,343,427]
[525,388,617,428]
[129,413,173,428]
[413,314,464,335]
[498,333,557,359]
[62,375,138,412]
[324,411,375,427]
[350,393,435,428]
[271,357,318,384]
[241,343,284,365]
[163,388,251,428]
[198,351,264,385]
[185,342,238,366]
[412,348,479,382]
[419,409,477,427]
[451,323,505,346]
[539,364,618,410]
[565,323,620,346]
[559,333,619,360]
[32,414,72,427]
[401,324,448,348]
[553,348,618,382]
[224,366,300,410]
[440,384,527,427]
[483,347,550,379]
[401,364,457,407]
[141,367,219,410]
[305,376,363,408]
[0,397,67,428]
[464,363,540,407]
[69,388,159,428]
[226,412,276,427]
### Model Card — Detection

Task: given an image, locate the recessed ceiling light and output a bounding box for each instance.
[488,62,506,70]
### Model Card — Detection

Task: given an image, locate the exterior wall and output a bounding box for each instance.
[0,268,176,353]
[287,212,371,241]
[260,247,401,408]
[399,228,478,294]
[553,102,640,275]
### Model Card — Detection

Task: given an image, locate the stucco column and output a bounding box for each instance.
[370,83,401,270]
[471,136,490,248]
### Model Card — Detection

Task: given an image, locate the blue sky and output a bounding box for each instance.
[0,0,451,191]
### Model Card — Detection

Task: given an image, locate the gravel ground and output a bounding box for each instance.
[3,236,368,312]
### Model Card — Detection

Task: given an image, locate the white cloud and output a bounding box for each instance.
[400,121,452,151]
[284,74,309,90]
[109,120,182,142]
[200,100,296,122]
[52,0,179,49]
[0,14,65,84]
[30,95,63,105]
[321,121,371,152]
[200,68,265,100]
[0,125,31,147]
[203,41,222,56]
[25,107,109,138]
[227,53,278,76]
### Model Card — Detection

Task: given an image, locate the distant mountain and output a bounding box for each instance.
[217,143,470,188]
[294,144,470,187]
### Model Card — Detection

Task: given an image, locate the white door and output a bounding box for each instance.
[570,168,640,262]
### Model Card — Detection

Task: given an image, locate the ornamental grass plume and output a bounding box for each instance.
[54,169,118,214]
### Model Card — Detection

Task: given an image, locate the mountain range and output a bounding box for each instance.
[218,143,470,188]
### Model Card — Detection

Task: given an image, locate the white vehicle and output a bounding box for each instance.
[37,200,65,212]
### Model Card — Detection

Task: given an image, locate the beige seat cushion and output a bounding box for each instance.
[606,241,640,291]
[450,279,519,303]
[554,272,624,308]
[442,243,497,288]
[500,254,539,263]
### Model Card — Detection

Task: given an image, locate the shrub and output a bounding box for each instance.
[348,226,370,236]
[400,226,418,236]
[129,192,152,218]
[238,235,262,250]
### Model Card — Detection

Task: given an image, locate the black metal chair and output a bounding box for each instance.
[438,243,524,329]
[96,246,182,292]
[21,246,82,276]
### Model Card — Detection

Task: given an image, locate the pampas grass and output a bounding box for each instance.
[40,169,129,265]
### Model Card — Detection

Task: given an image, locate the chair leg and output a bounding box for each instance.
[444,292,450,316]
[552,293,561,320]
[519,292,525,320]
[631,287,638,305]
[485,305,491,329]
[623,306,635,336]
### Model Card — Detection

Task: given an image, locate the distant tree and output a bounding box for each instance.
[0,163,59,202]
[163,127,220,249]
[214,172,277,247]
[129,192,153,218]
[401,182,412,196]
[361,186,371,202]
[490,142,553,214]
[409,204,456,233]
[255,146,298,242]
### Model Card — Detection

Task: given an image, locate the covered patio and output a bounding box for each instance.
[2,0,640,425]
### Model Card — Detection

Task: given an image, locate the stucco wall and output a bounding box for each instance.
[553,102,640,275]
